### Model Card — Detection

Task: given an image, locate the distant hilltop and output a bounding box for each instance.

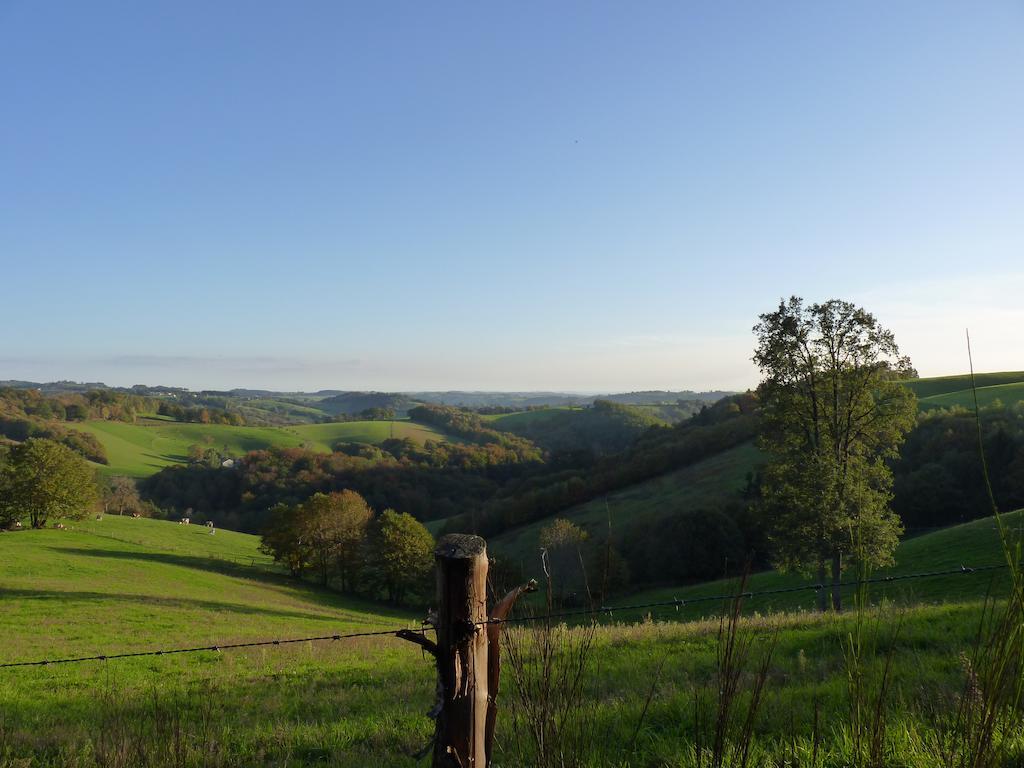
[0,380,736,413]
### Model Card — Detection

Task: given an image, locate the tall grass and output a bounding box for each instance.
[691,572,777,768]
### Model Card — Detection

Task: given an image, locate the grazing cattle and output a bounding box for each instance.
[179,517,190,525]
[130,512,141,519]
[95,514,103,521]
[55,523,66,530]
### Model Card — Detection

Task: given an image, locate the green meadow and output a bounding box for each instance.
[2,514,1022,766]
[67,419,449,477]
[900,370,1024,411]
[917,381,1024,411]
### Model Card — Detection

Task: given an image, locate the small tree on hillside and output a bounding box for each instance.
[753,297,917,610]
[0,438,98,528]
[260,502,312,577]
[302,490,374,588]
[103,475,141,516]
[364,510,434,604]
[539,518,589,604]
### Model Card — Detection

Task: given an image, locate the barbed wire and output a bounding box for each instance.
[1,562,1010,670]
[0,626,419,669]
[485,562,1011,626]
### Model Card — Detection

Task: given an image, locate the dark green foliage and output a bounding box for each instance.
[0,438,99,528]
[361,509,434,604]
[623,507,744,584]
[140,438,536,532]
[156,402,243,425]
[493,400,663,455]
[456,394,759,538]
[893,403,1024,529]
[753,298,917,609]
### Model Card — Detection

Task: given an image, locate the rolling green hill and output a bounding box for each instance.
[68,419,450,477]
[0,516,414,661]
[917,381,1024,411]
[902,370,1024,402]
[0,516,433,765]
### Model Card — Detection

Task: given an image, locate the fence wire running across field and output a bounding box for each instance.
[0,562,1010,670]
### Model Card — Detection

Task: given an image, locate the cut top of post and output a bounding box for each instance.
[435,533,486,560]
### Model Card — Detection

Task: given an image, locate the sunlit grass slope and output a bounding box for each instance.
[0,516,415,663]
[69,418,449,477]
[918,381,1024,410]
[286,420,449,449]
[900,369,1024,410]
[0,516,434,765]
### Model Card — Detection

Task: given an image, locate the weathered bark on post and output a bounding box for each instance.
[433,534,490,767]
[398,535,536,767]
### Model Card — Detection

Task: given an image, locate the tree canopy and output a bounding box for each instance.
[753,297,917,610]
[0,438,99,528]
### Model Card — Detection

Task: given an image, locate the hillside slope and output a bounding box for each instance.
[0,516,415,663]
[622,510,1023,620]
[902,370,1024,400]
[901,370,1024,412]
[69,419,450,477]
[488,441,761,565]
[918,381,1024,410]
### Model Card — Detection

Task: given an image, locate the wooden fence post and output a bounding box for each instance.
[398,534,536,767]
[432,533,490,767]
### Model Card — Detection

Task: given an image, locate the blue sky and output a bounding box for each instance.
[1,2,1021,391]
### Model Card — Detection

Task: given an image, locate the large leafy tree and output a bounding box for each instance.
[753,298,917,610]
[0,438,99,529]
[302,490,373,589]
[102,475,142,516]
[260,502,312,578]
[364,509,434,604]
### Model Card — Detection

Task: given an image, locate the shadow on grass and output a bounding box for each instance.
[44,546,417,621]
[0,585,350,623]
[49,546,284,584]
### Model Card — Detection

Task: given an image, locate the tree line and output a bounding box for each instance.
[259,490,435,604]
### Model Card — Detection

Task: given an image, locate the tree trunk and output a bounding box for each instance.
[816,560,827,612]
[830,552,842,612]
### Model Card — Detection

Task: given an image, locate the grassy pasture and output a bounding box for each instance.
[1,515,1023,766]
[286,420,449,450]
[67,419,449,477]
[902,370,1024,400]
[484,406,577,424]
[918,381,1024,411]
